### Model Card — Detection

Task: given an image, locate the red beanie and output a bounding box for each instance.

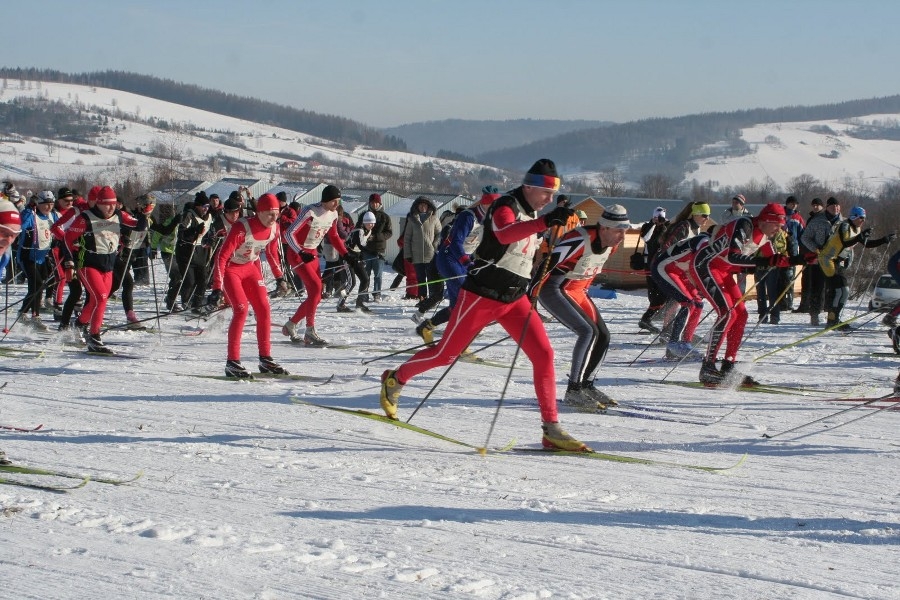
[96,186,117,205]
[0,199,22,231]
[87,186,102,203]
[256,193,279,212]
[757,202,786,224]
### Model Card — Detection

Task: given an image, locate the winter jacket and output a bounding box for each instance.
[403,198,441,264]
[356,205,392,256]
[16,208,57,265]
[800,211,841,254]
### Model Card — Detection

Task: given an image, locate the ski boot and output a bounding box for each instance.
[416,319,436,346]
[282,320,303,342]
[303,327,328,347]
[380,369,403,419]
[541,422,591,452]
[259,356,288,375]
[562,383,605,412]
[86,333,113,355]
[225,360,253,379]
[582,379,618,406]
[699,360,725,386]
[720,360,759,387]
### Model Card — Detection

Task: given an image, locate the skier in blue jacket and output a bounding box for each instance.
[16,190,58,330]
[415,186,501,345]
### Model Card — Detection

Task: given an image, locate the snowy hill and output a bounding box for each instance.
[0,80,504,189]
[688,116,900,191]
[4,79,900,196]
[1,275,899,598]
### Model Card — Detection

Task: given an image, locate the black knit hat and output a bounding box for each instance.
[276,191,288,203]
[826,197,839,207]
[321,185,341,202]
[194,191,210,207]
[523,159,560,191]
[811,197,824,207]
[223,198,241,212]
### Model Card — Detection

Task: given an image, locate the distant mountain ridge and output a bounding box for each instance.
[382,118,612,158]
[474,95,900,179]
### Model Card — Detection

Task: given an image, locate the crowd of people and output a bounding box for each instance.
[1,163,898,456]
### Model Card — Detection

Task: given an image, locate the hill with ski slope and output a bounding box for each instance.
[0,80,506,191]
[4,79,900,197]
[1,271,898,599]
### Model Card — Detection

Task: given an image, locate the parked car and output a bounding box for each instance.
[869,274,900,310]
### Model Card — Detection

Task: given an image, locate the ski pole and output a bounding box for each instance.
[752,308,879,362]
[740,265,804,346]
[148,255,163,338]
[658,271,762,383]
[406,332,518,421]
[787,400,900,442]
[361,340,434,365]
[762,392,899,440]
[3,280,8,334]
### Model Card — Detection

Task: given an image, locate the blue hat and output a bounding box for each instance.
[848,206,866,220]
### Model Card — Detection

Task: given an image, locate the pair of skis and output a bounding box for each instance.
[0,464,143,492]
[290,398,745,473]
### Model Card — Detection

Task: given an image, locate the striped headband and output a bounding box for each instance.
[522,173,561,191]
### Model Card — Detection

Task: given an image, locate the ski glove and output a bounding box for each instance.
[342,254,360,270]
[274,278,289,297]
[858,228,872,244]
[768,255,791,269]
[299,251,316,264]
[543,206,576,227]
[207,289,223,307]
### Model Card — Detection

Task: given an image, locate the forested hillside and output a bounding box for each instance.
[0,67,408,151]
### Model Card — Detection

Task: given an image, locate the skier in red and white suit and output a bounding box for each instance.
[63,186,139,353]
[281,184,349,346]
[209,193,288,379]
[689,203,797,385]
[536,205,633,410]
[379,159,592,452]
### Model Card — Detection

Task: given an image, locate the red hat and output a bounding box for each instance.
[96,186,118,205]
[0,199,22,232]
[256,193,279,212]
[757,202,786,224]
[479,185,501,206]
[87,185,102,203]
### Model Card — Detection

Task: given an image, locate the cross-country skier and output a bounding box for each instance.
[208,193,289,378]
[281,184,351,346]
[379,159,592,452]
[415,185,501,345]
[818,205,895,330]
[690,203,804,386]
[63,186,141,353]
[536,204,634,410]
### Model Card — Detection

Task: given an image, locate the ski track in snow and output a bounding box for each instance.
[1,272,899,599]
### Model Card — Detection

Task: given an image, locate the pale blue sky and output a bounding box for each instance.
[5,0,898,127]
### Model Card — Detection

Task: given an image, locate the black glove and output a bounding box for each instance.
[207,289,223,306]
[299,251,316,264]
[543,206,575,227]
[886,232,897,242]
[274,278,289,297]
[343,254,359,270]
[859,228,872,244]
[148,249,158,261]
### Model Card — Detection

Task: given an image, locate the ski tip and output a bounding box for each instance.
[475,447,487,456]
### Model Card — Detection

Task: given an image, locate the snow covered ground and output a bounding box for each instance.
[1,265,898,599]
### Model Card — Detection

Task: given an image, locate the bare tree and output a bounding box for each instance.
[639,173,677,199]
[596,168,627,197]
[786,174,825,202]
